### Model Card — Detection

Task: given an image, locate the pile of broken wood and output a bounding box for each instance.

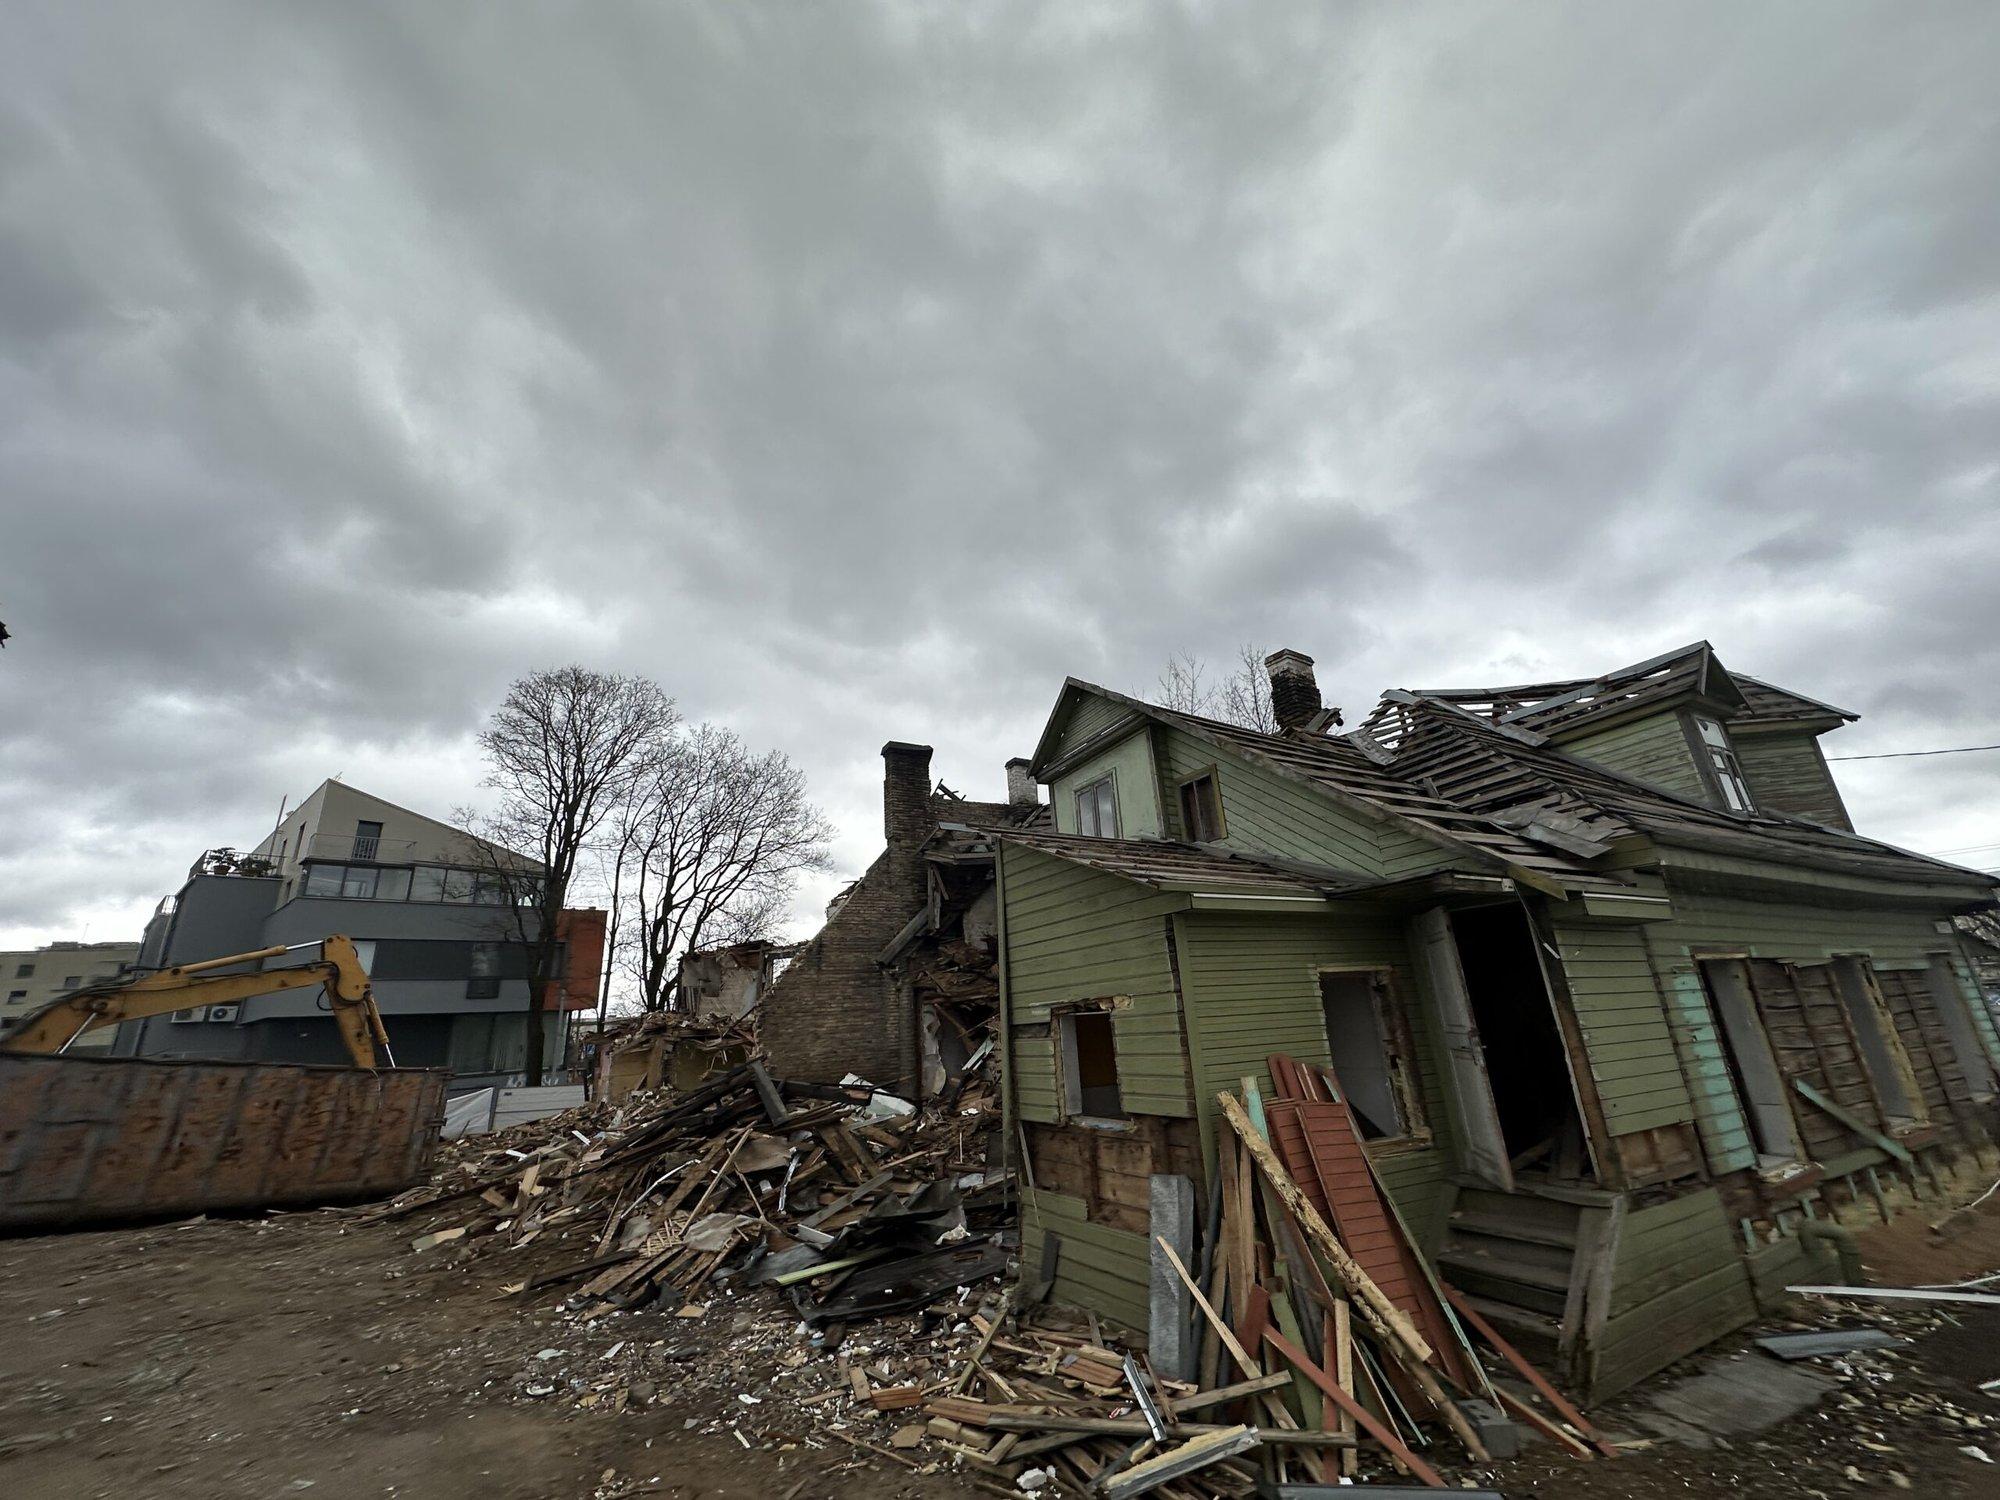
[373,1059,1009,1323]
[881,1056,1622,1496]
[373,1051,1625,1494]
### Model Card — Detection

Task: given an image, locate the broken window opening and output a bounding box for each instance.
[1178,772,1224,843]
[1058,1006,1127,1122]
[1699,958,1803,1162]
[1691,715,1756,813]
[1074,774,1119,838]
[1830,956,1925,1127]
[1317,969,1421,1142]
[1925,953,1998,1100]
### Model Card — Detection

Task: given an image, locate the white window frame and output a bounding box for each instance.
[1690,715,1756,813]
[1073,772,1120,838]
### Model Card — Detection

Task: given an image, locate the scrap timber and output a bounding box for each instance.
[364,1049,1621,1494]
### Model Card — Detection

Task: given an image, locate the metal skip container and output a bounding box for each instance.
[0,1052,448,1232]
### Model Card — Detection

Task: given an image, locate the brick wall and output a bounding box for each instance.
[762,743,934,1088]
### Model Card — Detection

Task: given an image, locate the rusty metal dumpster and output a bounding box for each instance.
[0,1052,448,1232]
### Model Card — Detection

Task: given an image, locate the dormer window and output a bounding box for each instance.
[1692,716,1756,813]
[1075,773,1120,837]
[1178,771,1225,842]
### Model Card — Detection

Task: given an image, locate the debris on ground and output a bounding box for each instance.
[375,1059,1005,1325]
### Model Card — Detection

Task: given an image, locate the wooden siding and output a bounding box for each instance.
[1663,970,1757,1174]
[1590,1188,1757,1397]
[1562,712,1709,802]
[1154,726,1453,881]
[1020,1185,1151,1331]
[1741,958,1884,1159]
[1001,844,1191,1119]
[1047,691,1139,765]
[1734,731,1852,830]
[1642,884,2000,1075]
[1175,908,1456,1252]
[1878,968,1978,1114]
[1550,918,1695,1137]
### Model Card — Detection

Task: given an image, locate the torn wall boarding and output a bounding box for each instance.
[1001,641,2000,1399]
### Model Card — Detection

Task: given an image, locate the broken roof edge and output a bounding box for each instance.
[1728,673,1861,727]
[1034,677,1520,880]
[1378,690,1964,887]
[977,824,1366,899]
[1406,642,1715,706]
[1645,821,2000,898]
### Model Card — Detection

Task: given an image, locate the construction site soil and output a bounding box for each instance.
[4,1186,2000,1499]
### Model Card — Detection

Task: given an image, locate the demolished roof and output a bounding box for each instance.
[1039,679,1642,896]
[1032,648,1993,903]
[978,824,1363,901]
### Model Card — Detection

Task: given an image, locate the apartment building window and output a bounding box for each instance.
[467,944,501,1000]
[1074,774,1119,837]
[62,975,81,989]
[1691,716,1756,813]
[1057,1005,1126,1121]
[14,963,32,978]
[302,863,413,901]
[6,990,25,1002]
[353,820,384,861]
[1179,771,1225,842]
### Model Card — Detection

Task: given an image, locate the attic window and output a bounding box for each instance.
[1179,772,1224,842]
[1075,774,1119,837]
[1691,716,1756,813]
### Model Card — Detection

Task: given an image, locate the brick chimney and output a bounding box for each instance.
[882,741,935,849]
[1005,757,1039,809]
[1264,649,1323,732]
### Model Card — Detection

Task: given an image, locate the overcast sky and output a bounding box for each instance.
[5,2,1999,953]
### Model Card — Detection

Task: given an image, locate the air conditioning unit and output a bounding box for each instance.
[205,1003,241,1024]
[170,1007,208,1024]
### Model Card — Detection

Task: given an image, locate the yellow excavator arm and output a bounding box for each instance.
[0,934,393,1070]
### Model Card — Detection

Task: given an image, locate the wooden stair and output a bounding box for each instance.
[1437,1186,1582,1366]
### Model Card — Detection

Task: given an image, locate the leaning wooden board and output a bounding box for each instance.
[0,1052,448,1231]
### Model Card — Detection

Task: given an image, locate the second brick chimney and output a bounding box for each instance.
[1264,649,1323,732]
[1005,757,1039,810]
[882,742,935,848]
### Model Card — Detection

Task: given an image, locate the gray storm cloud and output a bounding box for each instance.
[4,0,1999,942]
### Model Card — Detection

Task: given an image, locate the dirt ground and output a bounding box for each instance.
[5,1187,2000,1499]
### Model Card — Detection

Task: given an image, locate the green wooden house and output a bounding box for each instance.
[993,643,2000,1397]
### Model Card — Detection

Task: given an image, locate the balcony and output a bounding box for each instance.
[304,833,427,864]
[188,847,280,881]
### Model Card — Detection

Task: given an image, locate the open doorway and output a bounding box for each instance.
[1449,903,1589,1179]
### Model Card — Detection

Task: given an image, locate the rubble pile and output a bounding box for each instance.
[377,1061,1006,1325]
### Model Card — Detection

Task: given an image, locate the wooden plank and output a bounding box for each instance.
[1792,1079,1913,1166]
[1260,1328,1446,1489]
[1443,1285,1620,1458]
[1216,1092,1429,1361]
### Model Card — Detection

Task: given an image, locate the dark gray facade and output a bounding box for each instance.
[119,870,564,1089]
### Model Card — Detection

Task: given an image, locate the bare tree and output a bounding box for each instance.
[625,723,833,1012]
[1155,651,1212,717]
[463,667,679,1084]
[1153,643,1274,732]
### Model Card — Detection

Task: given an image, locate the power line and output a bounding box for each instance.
[1826,742,2000,762]
[1922,840,2000,858]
